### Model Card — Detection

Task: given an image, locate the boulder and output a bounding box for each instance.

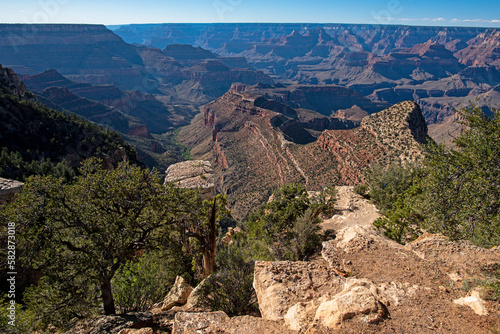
[172,311,297,334]
[160,276,193,311]
[164,160,215,200]
[284,301,319,332]
[313,279,387,329]
[171,278,210,312]
[0,177,24,204]
[63,312,153,334]
[253,261,344,321]
[453,291,489,316]
[172,311,229,334]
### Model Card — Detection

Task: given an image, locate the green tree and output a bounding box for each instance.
[365,161,421,214]
[245,183,335,261]
[170,194,229,278]
[374,104,500,247]
[417,104,500,246]
[4,158,181,318]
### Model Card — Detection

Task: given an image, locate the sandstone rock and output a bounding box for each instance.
[220,315,299,333]
[284,301,319,332]
[406,233,500,283]
[172,311,229,334]
[221,226,243,245]
[160,276,193,311]
[171,278,210,312]
[325,224,402,255]
[118,329,153,334]
[0,177,24,204]
[172,311,297,334]
[164,160,215,200]
[313,279,387,329]
[253,261,344,321]
[63,312,153,334]
[453,291,489,316]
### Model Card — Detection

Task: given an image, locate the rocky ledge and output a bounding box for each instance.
[0,177,24,204]
[164,160,215,200]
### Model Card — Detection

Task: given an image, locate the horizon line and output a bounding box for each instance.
[1,22,499,30]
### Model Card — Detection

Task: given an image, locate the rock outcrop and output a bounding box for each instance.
[158,276,193,312]
[164,160,215,200]
[180,86,429,218]
[453,291,489,316]
[249,187,500,333]
[62,187,500,334]
[0,177,24,204]
[171,311,298,334]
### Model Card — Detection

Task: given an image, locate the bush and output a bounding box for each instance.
[23,275,100,330]
[373,104,500,247]
[112,250,190,313]
[373,183,424,244]
[195,245,258,316]
[365,162,421,214]
[245,183,335,261]
[353,184,369,198]
[0,296,40,334]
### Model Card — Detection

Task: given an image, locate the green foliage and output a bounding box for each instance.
[415,105,500,246]
[0,296,40,334]
[373,183,424,244]
[353,184,369,198]
[196,244,258,316]
[0,92,139,181]
[373,104,500,248]
[245,184,336,261]
[23,276,101,329]
[365,162,421,214]
[286,208,322,260]
[112,250,185,313]
[3,158,186,322]
[169,193,230,278]
[0,147,75,182]
[482,264,500,302]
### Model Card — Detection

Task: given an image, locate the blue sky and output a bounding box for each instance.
[1,0,499,27]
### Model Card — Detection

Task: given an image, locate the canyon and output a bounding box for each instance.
[1,22,500,334]
[1,22,499,210]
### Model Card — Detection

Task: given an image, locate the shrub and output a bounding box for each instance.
[0,296,40,334]
[245,183,335,261]
[195,245,258,316]
[112,250,188,313]
[365,162,421,214]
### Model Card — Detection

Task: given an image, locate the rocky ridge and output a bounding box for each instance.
[0,64,138,170]
[179,87,429,218]
[112,23,500,143]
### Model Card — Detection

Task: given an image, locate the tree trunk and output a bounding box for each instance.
[202,198,217,278]
[101,280,116,315]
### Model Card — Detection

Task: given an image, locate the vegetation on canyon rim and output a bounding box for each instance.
[368,104,500,248]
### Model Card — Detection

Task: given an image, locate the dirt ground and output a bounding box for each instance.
[313,186,500,333]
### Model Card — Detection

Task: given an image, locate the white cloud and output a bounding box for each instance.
[450,18,500,24]
[373,16,438,22]
[374,17,500,25]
